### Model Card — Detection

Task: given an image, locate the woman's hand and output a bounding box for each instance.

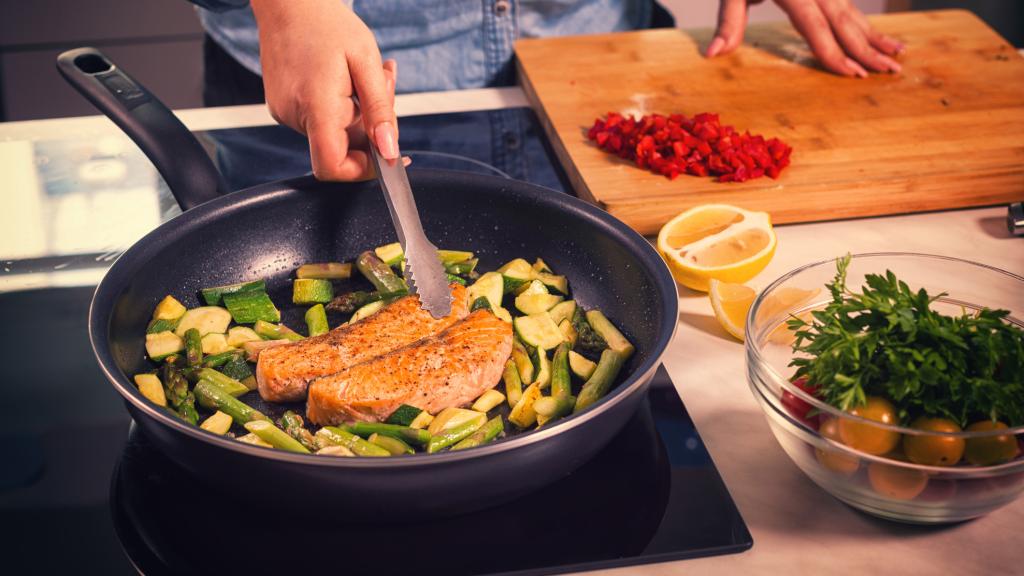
[707,0,904,77]
[251,0,397,180]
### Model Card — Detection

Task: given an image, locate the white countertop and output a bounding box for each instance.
[2,85,1022,575]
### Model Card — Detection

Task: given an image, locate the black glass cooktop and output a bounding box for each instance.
[0,107,750,574]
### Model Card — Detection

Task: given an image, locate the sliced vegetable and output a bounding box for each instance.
[350,300,385,323]
[219,355,256,388]
[316,426,390,457]
[146,318,180,334]
[427,413,487,453]
[183,328,203,367]
[134,374,167,406]
[244,420,311,454]
[532,258,553,274]
[530,346,551,389]
[326,290,384,314]
[547,300,577,326]
[572,307,607,353]
[226,326,262,347]
[428,407,486,436]
[194,380,268,425]
[514,313,564,349]
[317,445,355,456]
[242,339,289,360]
[514,281,563,315]
[446,258,478,275]
[196,368,249,398]
[346,422,430,446]
[356,251,408,295]
[386,404,424,427]
[296,262,352,280]
[146,331,184,360]
[536,272,569,295]
[537,344,574,423]
[202,349,242,368]
[447,273,468,286]
[153,295,187,321]
[292,278,334,305]
[452,416,504,450]
[471,296,492,312]
[409,411,435,430]
[498,258,535,294]
[200,280,265,306]
[223,290,281,323]
[200,410,233,435]
[503,359,523,408]
[237,432,272,447]
[437,249,474,265]
[467,272,504,311]
[471,389,506,413]
[492,307,513,323]
[569,350,597,380]
[533,395,574,420]
[254,320,304,342]
[574,349,626,413]
[368,433,415,455]
[201,333,231,355]
[585,310,634,359]
[509,382,543,428]
[511,339,534,384]
[174,306,232,337]
[374,242,405,266]
[304,304,329,337]
[558,319,578,347]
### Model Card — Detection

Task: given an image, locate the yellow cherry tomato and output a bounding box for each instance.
[964,421,1021,466]
[838,396,901,455]
[815,417,859,476]
[867,462,929,500]
[903,417,965,466]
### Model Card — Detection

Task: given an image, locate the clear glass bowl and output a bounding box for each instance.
[745,253,1024,524]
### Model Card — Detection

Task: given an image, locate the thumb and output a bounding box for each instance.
[349,51,399,160]
[707,0,749,58]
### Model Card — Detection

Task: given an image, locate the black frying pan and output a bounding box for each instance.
[59,47,678,519]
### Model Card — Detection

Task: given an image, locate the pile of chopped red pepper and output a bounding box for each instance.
[586,112,792,182]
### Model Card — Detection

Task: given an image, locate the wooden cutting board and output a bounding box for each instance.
[515,10,1024,235]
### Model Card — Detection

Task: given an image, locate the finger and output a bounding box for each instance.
[848,9,904,56]
[779,0,865,77]
[306,110,367,181]
[707,0,748,57]
[823,5,902,73]
[348,47,399,160]
[383,59,399,140]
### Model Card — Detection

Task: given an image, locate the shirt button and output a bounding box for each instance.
[494,0,509,16]
[504,132,520,150]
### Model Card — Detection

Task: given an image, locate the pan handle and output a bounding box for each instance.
[56,47,229,210]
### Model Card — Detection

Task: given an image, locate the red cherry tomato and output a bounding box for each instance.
[781,376,820,429]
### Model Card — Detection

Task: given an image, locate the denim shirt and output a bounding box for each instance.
[193,0,652,93]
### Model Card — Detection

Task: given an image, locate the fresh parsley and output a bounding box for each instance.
[788,255,1024,426]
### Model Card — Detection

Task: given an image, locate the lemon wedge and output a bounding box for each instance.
[708,279,757,341]
[761,287,821,345]
[657,204,777,292]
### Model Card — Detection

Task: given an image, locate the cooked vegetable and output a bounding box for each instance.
[547,300,577,326]
[200,410,233,435]
[558,318,577,347]
[585,310,634,359]
[511,338,534,384]
[530,346,551,389]
[532,258,553,274]
[536,344,574,424]
[346,422,430,446]
[568,350,597,380]
[218,354,255,387]
[356,251,408,295]
[385,404,424,427]
[509,382,543,428]
[315,426,390,457]
[408,411,435,430]
[161,363,191,409]
[146,317,180,334]
[471,389,506,413]
[244,420,311,454]
[201,333,231,355]
[452,416,504,450]
[514,313,564,350]
[280,410,318,451]
[446,258,478,275]
[503,359,523,408]
[193,380,268,424]
[497,258,535,294]
[514,280,563,315]
[535,272,569,295]
[368,433,415,455]
[574,349,626,413]
[317,445,355,456]
[196,368,249,399]
[374,242,405,266]
[237,432,272,447]
[903,417,965,466]
[427,413,487,453]
[467,272,504,311]
[304,304,329,337]
[226,326,262,347]
[242,339,289,360]
[184,328,203,367]
[437,249,474,265]
[254,320,304,342]
[446,273,468,286]
[223,290,281,323]
[350,300,385,323]
[492,307,513,323]
[174,306,232,337]
[134,374,167,406]
[428,407,486,436]
[790,255,1024,427]
[326,290,384,313]
[471,296,492,312]
[571,307,606,353]
[292,278,334,305]
[146,331,184,360]
[201,280,266,306]
[153,295,187,321]
[296,262,352,280]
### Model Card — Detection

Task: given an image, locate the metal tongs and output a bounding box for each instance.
[361,106,453,318]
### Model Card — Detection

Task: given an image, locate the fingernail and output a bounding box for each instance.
[893,41,905,55]
[706,36,725,58]
[886,57,902,74]
[846,57,869,78]
[402,156,412,167]
[375,121,399,159]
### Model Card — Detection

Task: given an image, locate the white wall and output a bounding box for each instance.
[661,0,888,27]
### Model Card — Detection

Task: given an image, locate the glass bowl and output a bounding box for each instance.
[745,253,1024,524]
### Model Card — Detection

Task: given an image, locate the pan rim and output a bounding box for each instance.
[90,169,679,467]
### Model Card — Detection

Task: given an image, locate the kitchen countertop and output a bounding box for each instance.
[2,86,1022,575]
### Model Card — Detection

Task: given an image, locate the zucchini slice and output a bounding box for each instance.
[374,242,405,266]
[428,407,486,436]
[558,318,578,347]
[492,307,513,323]
[437,249,474,265]
[292,278,334,304]
[497,258,535,294]
[134,374,167,406]
[530,346,552,389]
[350,300,385,323]
[386,404,424,426]
[467,271,504,311]
[515,292,563,315]
[511,338,534,384]
[514,313,565,350]
[174,306,232,337]
[532,258,553,274]
[200,410,233,435]
[508,382,542,428]
[200,280,266,306]
[153,295,187,321]
[471,389,506,412]
[568,350,597,380]
[408,411,435,430]
[585,310,635,359]
[146,331,184,360]
[547,300,577,326]
[536,272,569,295]
[226,326,262,347]
[224,290,281,324]
[146,317,180,335]
[200,333,232,355]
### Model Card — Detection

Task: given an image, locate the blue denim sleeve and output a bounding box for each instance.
[186,0,248,13]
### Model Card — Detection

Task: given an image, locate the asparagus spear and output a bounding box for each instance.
[315,427,390,457]
[368,433,415,455]
[356,251,408,296]
[161,363,191,408]
[183,328,203,367]
[279,410,318,452]
[573,349,626,413]
[254,320,304,342]
[503,359,523,408]
[296,262,352,280]
[535,343,575,424]
[200,280,266,306]
[571,307,607,353]
[427,413,487,453]
[243,420,311,454]
[345,422,430,446]
[446,273,468,286]
[196,368,248,397]
[175,393,200,425]
[193,380,268,425]
[304,304,330,337]
[201,349,243,368]
[326,290,383,314]
[451,416,504,450]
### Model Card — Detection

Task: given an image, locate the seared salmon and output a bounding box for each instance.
[307,310,513,424]
[256,284,469,402]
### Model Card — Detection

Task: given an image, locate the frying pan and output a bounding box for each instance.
[59,47,678,519]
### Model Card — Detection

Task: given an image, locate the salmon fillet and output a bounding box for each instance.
[306,310,513,425]
[256,283,469,402]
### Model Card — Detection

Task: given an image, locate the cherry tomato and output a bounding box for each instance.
[838,396,901,455]
[964,420,1020,466]
[867,462,929,500]
[903,417,965,466]
[815,417,859,476]
[782,376,820,429]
